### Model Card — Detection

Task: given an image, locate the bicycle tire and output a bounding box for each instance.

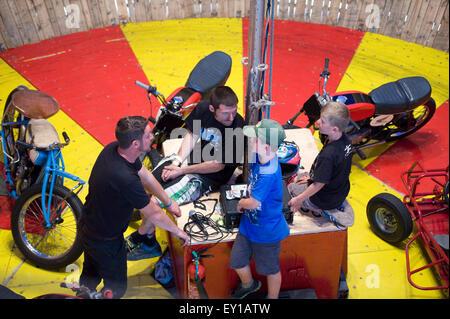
[11,183,83,269]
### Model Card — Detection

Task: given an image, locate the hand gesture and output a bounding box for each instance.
[175,229,190,247]
[288,195,304,213]
[294,173,310,184]
[166,200,182,218]
[237,199,245,213]
[162,164,183,182]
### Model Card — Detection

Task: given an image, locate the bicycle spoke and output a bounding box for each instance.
[19,193,78,259]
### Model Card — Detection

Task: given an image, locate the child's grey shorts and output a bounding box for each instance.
[230,233,281,276]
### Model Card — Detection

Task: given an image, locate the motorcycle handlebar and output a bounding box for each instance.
[135,80,160,98]
[135,80,150,91]
[321,58,330,77]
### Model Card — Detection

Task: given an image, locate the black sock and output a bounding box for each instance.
[130,231,147,244]
[144,232,158,247]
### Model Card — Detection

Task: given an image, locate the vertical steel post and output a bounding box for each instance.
[243,0,266,180]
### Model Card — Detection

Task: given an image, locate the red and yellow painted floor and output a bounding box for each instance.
[0,18,448,299]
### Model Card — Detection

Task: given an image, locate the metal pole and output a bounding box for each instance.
[243,0,266,180]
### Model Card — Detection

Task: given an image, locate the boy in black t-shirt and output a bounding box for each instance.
[288,101,354,228]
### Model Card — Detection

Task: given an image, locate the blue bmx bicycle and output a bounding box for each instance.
[1,86,85,269]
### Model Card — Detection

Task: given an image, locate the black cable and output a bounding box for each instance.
[183,209,237,251]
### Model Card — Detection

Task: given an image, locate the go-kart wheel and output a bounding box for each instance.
[366,193,413,244]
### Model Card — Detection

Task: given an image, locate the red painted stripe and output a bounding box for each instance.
[242,19,365,127]
[366,101,449,193]
[0,27,152,146]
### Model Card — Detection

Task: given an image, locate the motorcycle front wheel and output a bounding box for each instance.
[10,183,83,269]
[384,97,436,142]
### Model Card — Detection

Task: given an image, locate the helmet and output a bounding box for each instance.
[277,141,301,183]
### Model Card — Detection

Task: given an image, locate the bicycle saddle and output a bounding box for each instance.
[12,88,59,119]
[185,51,232,94]
[370,77,431,115]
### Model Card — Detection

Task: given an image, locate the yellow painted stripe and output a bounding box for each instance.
[338,32,449,107]
[23,51,67,62]
[337,32,449,169]
[121,18,245,115]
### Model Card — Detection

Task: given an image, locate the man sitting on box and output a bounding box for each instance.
[127,86,245,260]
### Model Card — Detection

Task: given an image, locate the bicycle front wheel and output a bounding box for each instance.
[11,183,83,269]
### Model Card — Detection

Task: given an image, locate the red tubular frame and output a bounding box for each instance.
[401,162,449,291]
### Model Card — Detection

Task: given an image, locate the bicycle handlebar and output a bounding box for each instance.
[16,131,70,151]
[62,132,70,144]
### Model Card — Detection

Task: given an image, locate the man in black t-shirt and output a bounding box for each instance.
[79,116,189,298]
[288,102,354,228]
[160,85,244,188]
[127,86,244,260]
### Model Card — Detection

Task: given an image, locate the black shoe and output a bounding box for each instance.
[230,280,261,299]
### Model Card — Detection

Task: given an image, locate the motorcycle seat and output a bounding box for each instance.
[370,77,431,115]
[25,119,60,148]
[185,51,232,94]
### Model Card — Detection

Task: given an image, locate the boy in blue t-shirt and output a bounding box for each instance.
[229,119,290,299]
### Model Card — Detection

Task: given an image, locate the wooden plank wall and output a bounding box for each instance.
[0,0,448,52]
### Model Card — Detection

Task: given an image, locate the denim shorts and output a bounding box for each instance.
[230,233,281,276]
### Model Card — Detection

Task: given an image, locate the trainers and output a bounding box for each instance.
[230,280,261,299]
[127,241,162,261]
[125,235,138,253]
[322,200,354,228]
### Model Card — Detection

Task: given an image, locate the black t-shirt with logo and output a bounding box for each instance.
[183,101,244,188]
[82,142,150,238]
[308,134,353,210]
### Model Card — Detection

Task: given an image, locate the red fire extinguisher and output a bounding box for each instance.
[187,250,209,299]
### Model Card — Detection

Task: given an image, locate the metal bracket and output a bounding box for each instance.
[250,96,275,110]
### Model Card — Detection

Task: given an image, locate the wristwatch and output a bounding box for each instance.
[172,155,182,167]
